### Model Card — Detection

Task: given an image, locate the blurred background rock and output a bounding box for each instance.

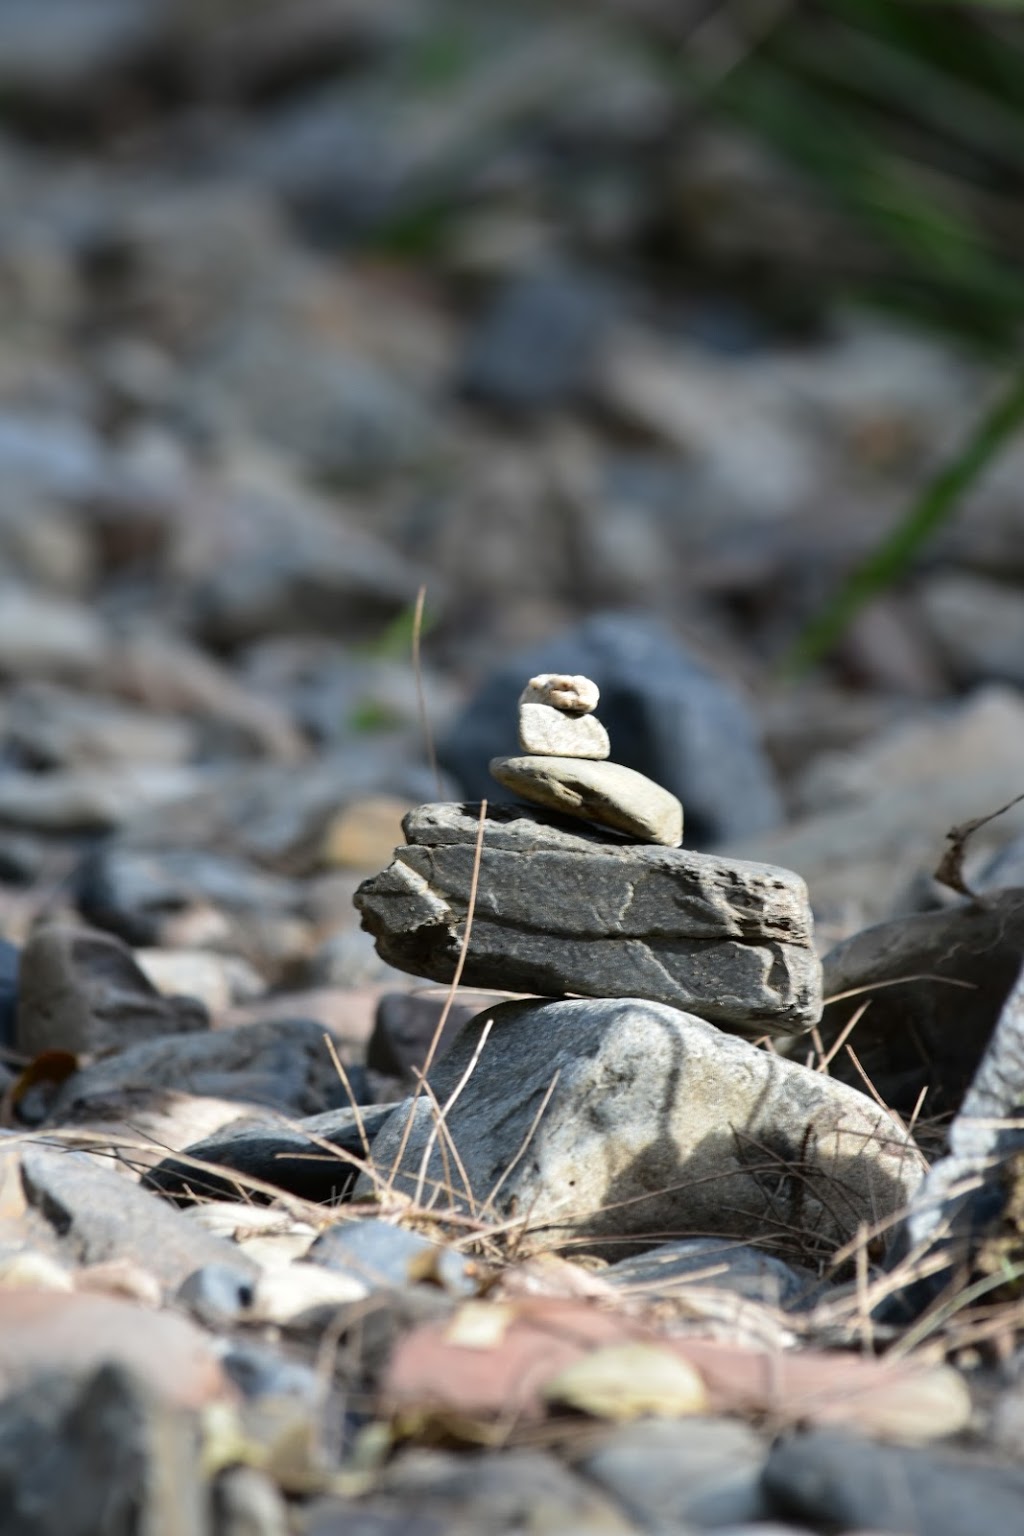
[0,0,1023,961]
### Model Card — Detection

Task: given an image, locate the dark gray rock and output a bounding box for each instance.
[15,923,208,1059]
[459,268,618,412]
[437,613,782,846]
[355,803,821,1037]
[48,1018,359,1124]
[20,1145,257,1291]
[145,1102,398,1206]
[308,1218,476,1295]
[818,890,1024,1117]
[976,835,1024,893]
[0,1363,206,1536]
[581,1416,770,1530]
[359,997,924,1262]
[602,1238,817,1311]
[367,993,480,1083]
[763,1428,1024,1535]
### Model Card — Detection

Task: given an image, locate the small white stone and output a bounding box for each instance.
[518,701,610,759]
[520,673,599,714]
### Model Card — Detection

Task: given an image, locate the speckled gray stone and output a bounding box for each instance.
[358,997,925,1258]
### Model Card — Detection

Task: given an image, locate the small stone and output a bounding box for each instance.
[0,1290,227,1407]
[518,703,610,760]
[490,755,683,846]
[49,1017,361,1126]
[0,1364,207,1536]
[521,674,600,713]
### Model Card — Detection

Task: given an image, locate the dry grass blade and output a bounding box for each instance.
[480,1069,562,1219]
[816,1000,870,1073]
[411,583,443,800]
[823,974,977,1007]
[412,1018,494,1209]
[322,1032,372,1162]
[384,798,488,1196]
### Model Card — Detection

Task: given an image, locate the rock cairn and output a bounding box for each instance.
[354,674,925,1255]
[357,672,818,1035]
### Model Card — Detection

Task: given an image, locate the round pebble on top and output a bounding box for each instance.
[521,674,599,714]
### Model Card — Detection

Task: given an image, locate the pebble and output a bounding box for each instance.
[490,753,683,846]
[818,888,1024,1117]
[307,1218,478,1297]
[602,1238,817,1311]
[0,1363,207,1536]
[0,1289,228,1407]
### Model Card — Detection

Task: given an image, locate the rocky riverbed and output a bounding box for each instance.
[3,2,1024,1533]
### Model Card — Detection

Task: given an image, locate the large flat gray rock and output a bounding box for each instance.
[355,803,821,1036]
[359,997,924,1260]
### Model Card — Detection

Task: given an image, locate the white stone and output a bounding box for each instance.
[518,701,610,759]
[520,673,600,714]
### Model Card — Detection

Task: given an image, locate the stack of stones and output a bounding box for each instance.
[489,673,683,848]
[355,675,924,1259]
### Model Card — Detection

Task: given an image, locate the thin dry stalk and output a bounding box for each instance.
[823,974,976,1007]
[322,1033,372,1162]
[906,1082,930,1141]
[844,1043,908,1134]
[384,798,488,1195]
[411,584,443,799]
[817,1000,870,1073]
[482,1069,562,1217]
[412,1018,494,1208]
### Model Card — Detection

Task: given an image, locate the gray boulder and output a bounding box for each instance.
[355,803,821,1037]
[359,997,924,1260]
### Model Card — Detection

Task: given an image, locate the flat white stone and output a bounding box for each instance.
[518,701,610,759]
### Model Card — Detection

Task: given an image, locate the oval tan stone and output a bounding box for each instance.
[490,754,683,847]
